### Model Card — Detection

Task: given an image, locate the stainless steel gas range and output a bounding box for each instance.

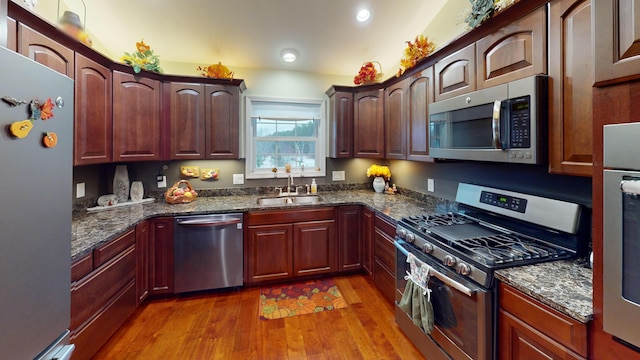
[394,183,588,360]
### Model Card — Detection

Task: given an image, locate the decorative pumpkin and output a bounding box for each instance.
[288,298,318,315]
[43,132,58,148]
[310,292,337,308]
[10,120,33,138]
[263,307,291,319]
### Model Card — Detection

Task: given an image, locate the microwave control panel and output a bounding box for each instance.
[509,96,531,149]
[480,191,528,213]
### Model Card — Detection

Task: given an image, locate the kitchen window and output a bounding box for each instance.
[245,97,326,179]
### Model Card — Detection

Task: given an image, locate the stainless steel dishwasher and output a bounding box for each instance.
[174,214,244,293]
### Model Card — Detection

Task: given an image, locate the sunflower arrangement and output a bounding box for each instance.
[121,40,163,74]
[197,62,234,79]
[366,164,391,180]
[397,35,436,76]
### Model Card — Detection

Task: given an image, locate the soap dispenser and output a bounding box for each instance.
[311,179,317,194]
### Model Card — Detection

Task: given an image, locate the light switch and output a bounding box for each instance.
[427,178,435,192]
[76,182,85,198]
[233,174,245,185]
[157,175,167,189]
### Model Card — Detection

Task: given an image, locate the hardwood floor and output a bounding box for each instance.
[92,274,424,359]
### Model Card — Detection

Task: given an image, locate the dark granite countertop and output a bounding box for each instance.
[72,190,438,260]
[495,260,593,323]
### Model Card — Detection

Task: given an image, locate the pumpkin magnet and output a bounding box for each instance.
[10,120,34,138]
[43,132,58,148]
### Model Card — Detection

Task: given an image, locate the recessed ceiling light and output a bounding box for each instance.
[356,9,371,23]
[281,49,298,63]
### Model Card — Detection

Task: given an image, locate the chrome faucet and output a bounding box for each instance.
[287,174,294,195]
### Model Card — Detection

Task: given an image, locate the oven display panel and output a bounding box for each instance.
[480,191,527,213]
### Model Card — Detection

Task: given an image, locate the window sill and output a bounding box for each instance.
[245,170,326,180]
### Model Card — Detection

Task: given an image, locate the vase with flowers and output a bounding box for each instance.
[121,40,163,74]
[366,164,391,193]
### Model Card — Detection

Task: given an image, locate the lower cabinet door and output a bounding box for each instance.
[247,224,293,283]
[338,206,362,272]
[362,208,374,276]
[293,220,337,277]
[149,217,174,295]
[136,220,150,305]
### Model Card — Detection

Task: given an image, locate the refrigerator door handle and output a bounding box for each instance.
[52,344,75,360]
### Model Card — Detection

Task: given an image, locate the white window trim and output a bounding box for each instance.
[245,96,326,179]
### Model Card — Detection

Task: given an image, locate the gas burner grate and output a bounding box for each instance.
[406,213,472,231]
[452,234,566,266]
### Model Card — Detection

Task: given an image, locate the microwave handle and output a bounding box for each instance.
[492,100,502,149]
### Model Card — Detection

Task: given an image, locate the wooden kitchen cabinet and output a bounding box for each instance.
[549,0,593,177]
[168,83,206,160]
[594,0,640,85]
[327,87,354,158]
[70,230,137,360]
[246,207,336,284]
[362,207,374,277]
[476,6,547,89]
[7,17,17,51]
[135,220,150,306]
[498,282,588,360]
[353,88,385,158]
[338,206,362,272]
[374,214,397,303]
[435,43,476,101]
[113,71,162,162]
[407,67,434,162]
[74,53,113,165]
[149,217,174,295]
[18,23,74,78]
[293,220,336,277]
[385,79,408,160]
[247,224,294,283]
[205,84,240,160]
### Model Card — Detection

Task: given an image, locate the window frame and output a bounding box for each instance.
[245,96,326,179]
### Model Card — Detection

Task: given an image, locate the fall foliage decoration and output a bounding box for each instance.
[197,62,234,79]
[397,35,436,76]
[259,279,347,320]
[39,98,55,120]
[121,40,163,74]
[354,61,382,85]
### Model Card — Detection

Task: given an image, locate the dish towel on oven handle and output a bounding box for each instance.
[398,252,435,334]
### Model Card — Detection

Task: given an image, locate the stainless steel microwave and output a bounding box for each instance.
[429,75,548,164]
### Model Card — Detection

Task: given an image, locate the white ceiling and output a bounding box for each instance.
[71,0,448,76]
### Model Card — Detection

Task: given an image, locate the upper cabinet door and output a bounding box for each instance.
[476,6,547,89]
[328,90,354,158]
[549,0,593,177]
[7,18,17,51]
[18,23,74,78]
[169,83,206,160]
[407,67,435,162]
[205,84,240,160]
[435,44,476,101]
[594,0,640,85]
[354,88,384,158]
[74,54,113,165]
[384,79,407,160]
[113,71,161,162]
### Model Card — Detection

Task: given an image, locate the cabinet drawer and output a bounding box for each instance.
[374,260,396,303]
[374,214,396,237]
[499,283,588,357]
[71,253,93,282]
[374,228,395,273]
[247,207,334,226]
[70,281,136,360]
[93,228,135,268]
[71,245,136,330]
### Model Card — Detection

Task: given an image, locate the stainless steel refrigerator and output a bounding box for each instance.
[0,47,75,359]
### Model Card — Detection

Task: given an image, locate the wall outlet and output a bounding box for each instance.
[157,175,167,189]
[427,178,435,192]
[233,173,245,185]
[332,170,346,181]
[76,182,85,198]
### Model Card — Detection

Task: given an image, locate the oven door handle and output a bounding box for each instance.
[492,100,503,150]
[394,240,475,296]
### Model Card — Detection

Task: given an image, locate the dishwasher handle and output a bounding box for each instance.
[176,218,241,227]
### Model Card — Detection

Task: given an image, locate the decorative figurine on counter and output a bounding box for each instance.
[59,10,93,47]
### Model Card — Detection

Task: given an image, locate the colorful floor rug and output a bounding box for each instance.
[259,279,347,320]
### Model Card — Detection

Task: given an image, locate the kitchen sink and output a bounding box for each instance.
[256,195,322,206]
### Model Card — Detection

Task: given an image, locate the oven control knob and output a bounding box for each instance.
[422,243,434,254]
[457,263,472,276]
[397,229,407,239]
[406,233,415,243]
[444,255,457,267]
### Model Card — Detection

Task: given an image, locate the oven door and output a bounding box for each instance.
[395,239,493,360]
[604,170,640,348]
